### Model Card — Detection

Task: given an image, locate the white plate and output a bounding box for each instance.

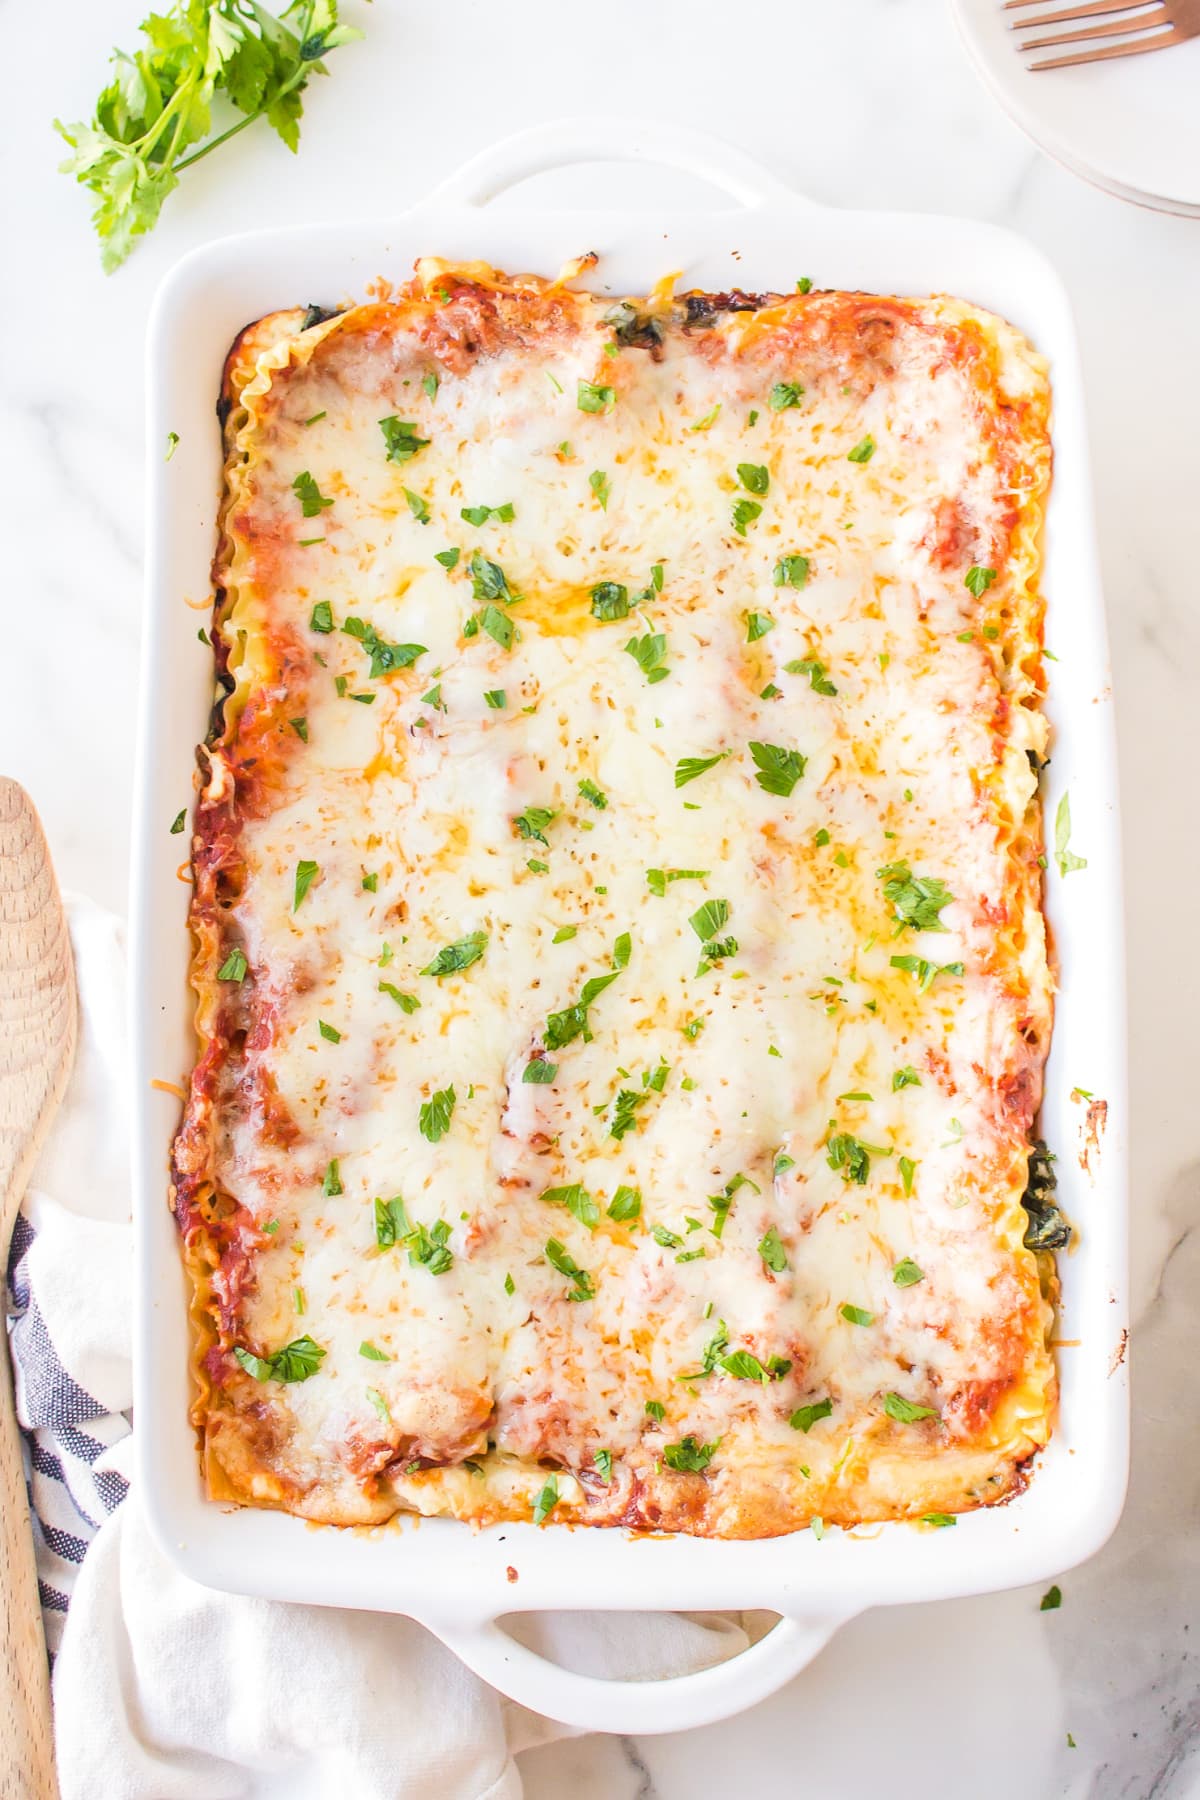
[953,0,1200,216]
[132,117,1129,1737]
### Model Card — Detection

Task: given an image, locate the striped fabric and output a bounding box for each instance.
[6,1211,129,1658]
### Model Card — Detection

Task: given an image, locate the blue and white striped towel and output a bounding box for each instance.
[6,1210,130,1656]
[3,894,746,1799]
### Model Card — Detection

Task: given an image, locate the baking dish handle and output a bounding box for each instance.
[417,117,817,213]
[429,1608,852,1735]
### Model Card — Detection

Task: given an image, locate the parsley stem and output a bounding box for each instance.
[174,11,316,176]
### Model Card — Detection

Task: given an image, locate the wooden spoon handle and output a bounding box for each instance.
[0,780,74,1800]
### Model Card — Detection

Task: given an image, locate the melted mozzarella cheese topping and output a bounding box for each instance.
[187,271,1055,1536]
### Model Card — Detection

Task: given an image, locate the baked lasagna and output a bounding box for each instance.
[172,260,1057,1537]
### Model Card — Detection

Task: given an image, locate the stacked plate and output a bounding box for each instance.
[952,0,1200,216]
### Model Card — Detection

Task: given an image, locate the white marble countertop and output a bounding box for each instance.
[4,1,1198,1794]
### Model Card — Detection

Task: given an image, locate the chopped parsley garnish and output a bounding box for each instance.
[545,1237,595,1302]
[484,689,506,709]
[532,1476,559,1524]
[790,1398,833,1433]
[590,581,630,621]
[717,1348,791,1384]
[923,1512,957,1528]
[965,565,997,599]
[796,277,813,293]
[731,498,762,535]
[899,1155,916,1195]
[523,1058,558,1084]
[404,488,430,524]
[774,554,810,590]
[588,470,611,510]
[234,1336,325,1384]
[683,1017,705,1041]
[604,1079,647,1138]
[688,898,731,942]
[543,941,626,1049]
[418,1085,456,1144]
[785,657,836,695]
[708,1171,757,1238]
[513,806,557,847]
[322,1158,343,1197]
[293,859,319,910]
[359,1340,389,1362]
[893,1065,922,1090]
[318,1019,341,1043]
[847,435,876,463]
[745,610,775,642]
[309,600,334,633]
[460,503,515,528]
[877,860,954,932]
[840,1303,874,1327]
[883,1392,939,1423]
[892,1257,924,1287]
[652,1224,683,1249]
[769,381,804,412]
[540,1183,599,1230]
[749,741,807,797]
[420,684,443,711]
[422,371,439,401]
[217,948,248,983]
[362,871,378,892]
[379,417,429,464]
[374,1195,407,1248]
[827,1132,890,1184]
[435,547,461,570]
[595,1449,613,1483]
[422,931,488,977]
[889,953,964,992]
[342,614,426,677]
[577,777,608,809]
[645,1399,666,1421]
[404,1218,453,1274]
[737,462,770,495]
[1041,1585,1063,1612]
[479,603,514,650]
[1054,793,1087,876]
[758,1225,788,1271]
[674,752,727,789]
[623,631,669,684]
[170,808,187,835]
[577,380,615,413]
[607,1185,642,1222]
[289,717,308,741]
[292,471,333,517]
[378,983,420,1013]
[663,1436,718,1473]
[646,867,709,896]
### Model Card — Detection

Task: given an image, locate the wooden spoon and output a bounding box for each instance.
[0,780,74,1800]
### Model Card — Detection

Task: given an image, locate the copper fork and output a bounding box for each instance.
[1007,0,1200,69]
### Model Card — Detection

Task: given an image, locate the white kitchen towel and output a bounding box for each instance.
[5,896,751,1799]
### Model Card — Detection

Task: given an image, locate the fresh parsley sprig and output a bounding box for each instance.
[56,0,362,272]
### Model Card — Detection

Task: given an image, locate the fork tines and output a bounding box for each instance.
[1006,0,1186,69]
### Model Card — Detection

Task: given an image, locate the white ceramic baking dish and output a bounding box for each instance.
[131,117,1129,1735]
